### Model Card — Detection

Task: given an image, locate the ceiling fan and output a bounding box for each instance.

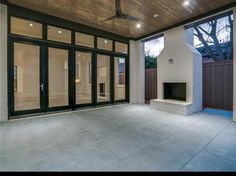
[103,0,139,22]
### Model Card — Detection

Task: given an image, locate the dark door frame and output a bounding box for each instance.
[73,49,95,109]
[8,38,45,117]
[8,39,129,119]
[113,54,130,103]
[95,52,113,106]
[45,43,73,112]
[7,6,130,119]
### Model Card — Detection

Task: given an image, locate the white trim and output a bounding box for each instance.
[0,4,8,122]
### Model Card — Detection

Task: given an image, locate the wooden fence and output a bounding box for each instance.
[145,60,233,110]
[145,68,157,104]
[203,60,233,111]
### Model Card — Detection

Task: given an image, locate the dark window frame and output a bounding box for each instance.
[75,31,95,48]
[115,41,129,54]
[7,4,130,119]
[10,16,44,39]
[46,24,72,44]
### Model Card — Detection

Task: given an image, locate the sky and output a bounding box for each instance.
[144,37,164,57]
[194,15,232,47]
[145,15,232,58]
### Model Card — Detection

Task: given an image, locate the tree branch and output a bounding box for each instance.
[194,26,216,60]
[217,26,227,36]
[196,25,211,36]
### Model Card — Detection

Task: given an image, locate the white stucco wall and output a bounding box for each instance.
[157,27,194,102]
[0,4,8,122]
[151,26,202,115]
[157,27,202,105]
[129,40,145,104]
[233,7,236,122]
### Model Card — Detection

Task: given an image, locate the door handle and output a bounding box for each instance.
[40,83,44,92]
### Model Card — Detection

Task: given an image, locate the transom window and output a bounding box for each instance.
[75,32,94,48]
[115,42,128,54]
[11,17,42,39]
[47,25,71,44]
[97,37,113,51]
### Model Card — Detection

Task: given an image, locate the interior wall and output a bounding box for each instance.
[129,40,145,104]
[75,52,92,104]
[233,7,236,122]
[97,55,110,101]
[48,48,68,97]
[114,57,125,100]
[75,56,91,95]
[0,4,8,122]
[14,44,40,98]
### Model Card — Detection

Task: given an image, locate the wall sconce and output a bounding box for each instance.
[168,58,174,64]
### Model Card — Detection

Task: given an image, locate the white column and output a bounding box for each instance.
[233,7,236,121]
[0,4,8,122]
[129,40,145,104]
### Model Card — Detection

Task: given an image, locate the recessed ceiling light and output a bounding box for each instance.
[183,0,190,6]
[104,40,108,44]
[153,14,159,18]
[29,23,34,27]
[136,23,141,29]
[58,30,62,34]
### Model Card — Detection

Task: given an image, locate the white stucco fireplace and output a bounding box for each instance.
[150,26,203,116]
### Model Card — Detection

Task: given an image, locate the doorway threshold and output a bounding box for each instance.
[8,102,129,122]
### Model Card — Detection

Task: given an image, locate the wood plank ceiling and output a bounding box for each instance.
[8,0,236,39]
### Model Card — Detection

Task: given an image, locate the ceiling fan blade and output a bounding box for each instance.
[102,0,139,23]
[115,0,122,13]
[102,15,118,22]
[123,14,139,22]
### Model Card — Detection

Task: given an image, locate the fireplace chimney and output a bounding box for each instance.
[151,27,203,116]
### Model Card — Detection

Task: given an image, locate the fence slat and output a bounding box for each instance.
[145,68,157,104]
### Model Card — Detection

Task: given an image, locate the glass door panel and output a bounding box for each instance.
[97,54,110,103]
[48,47,69,107]
[114,57,126,100]
[14,43,40,111]
[76,51,92,105]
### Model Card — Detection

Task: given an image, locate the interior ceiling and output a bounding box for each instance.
[8,0,236,39]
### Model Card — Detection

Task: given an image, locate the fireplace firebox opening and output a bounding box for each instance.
[164,83,186,101]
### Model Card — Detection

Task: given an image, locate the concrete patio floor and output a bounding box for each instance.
[0,104,236,171]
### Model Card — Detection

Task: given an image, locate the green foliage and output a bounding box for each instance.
[145,55,157,69]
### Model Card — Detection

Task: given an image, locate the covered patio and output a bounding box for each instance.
[1,104,235,171]
[1,0,236,172]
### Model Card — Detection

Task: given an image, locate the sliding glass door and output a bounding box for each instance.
[9,42,128,118]
[96,54,111,103]
[9,41,44,116]
[75,51,92,105]
[114,57,126,101]
[13,42,41,112]
[48,47,70,109]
